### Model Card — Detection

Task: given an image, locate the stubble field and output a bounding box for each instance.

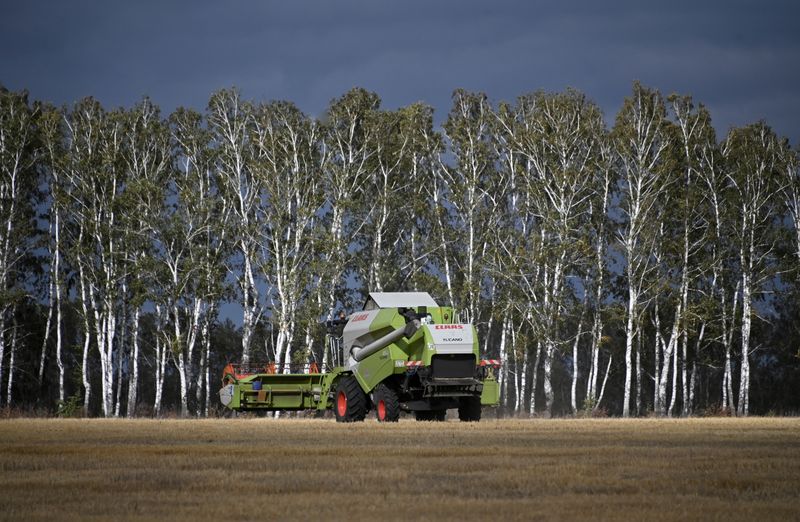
[0,417,798,521]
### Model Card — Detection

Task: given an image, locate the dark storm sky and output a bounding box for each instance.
[2,0,799,142]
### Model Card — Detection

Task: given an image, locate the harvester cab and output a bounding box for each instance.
[219,291,500,422]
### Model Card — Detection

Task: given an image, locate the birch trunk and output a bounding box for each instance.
[653,303,662,413]
[738,270,752,416]
[623,284,636,418]
[668,331,679,416]
[6,317,17,405]
[126,306,140,418]
[635,327,642,416]
[596,354,613,410]
[200,314,213,417]
[570,312,584,413]
[0,313,5,406]
[153,305,167,416]
[54,215,64,404]
[530,340,542,416]
[38,281,53,388]
[658,306,681,416]
[512,324,522,413]
[79,261,92,415]
[499,314,510,412]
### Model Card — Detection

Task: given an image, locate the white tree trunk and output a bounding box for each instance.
[174,305,188,417]
[570,313,584,413]
[54,231,64,405]
[658,306,681,416]
[281,320,295,374]
[126,306,140,418]
[201,315,213,417]
[499,314,510,411]
[596,354,613,410]
[668,332,679,416]
[80,325,90,414]
[6,318,17,405]
[623,284,636,418]
[722,283,739,412]
[635,329,642,416]
[653,304,662,413]
[738,271,752,416]
[0,313,6,406]
[38,284,53,387]
[529,340,542,416]
[241,253,258,365]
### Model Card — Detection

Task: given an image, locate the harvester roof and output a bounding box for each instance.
[362,292,439,310]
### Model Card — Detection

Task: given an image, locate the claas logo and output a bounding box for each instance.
[351,313,370,322]
[434,324,464,330]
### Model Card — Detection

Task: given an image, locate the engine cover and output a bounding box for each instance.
[427,324,474,354]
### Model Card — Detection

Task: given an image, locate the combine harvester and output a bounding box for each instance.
[219,292,500,422]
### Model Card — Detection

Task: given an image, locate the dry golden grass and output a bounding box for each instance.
[0,417,798,521]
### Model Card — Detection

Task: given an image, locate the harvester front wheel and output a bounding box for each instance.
[458,396,481,422]
[334,375,368,423]
[373,383,400,422]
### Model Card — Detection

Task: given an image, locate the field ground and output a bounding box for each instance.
[0,417,798,521]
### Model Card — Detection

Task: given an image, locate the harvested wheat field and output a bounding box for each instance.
[0,418,799,521]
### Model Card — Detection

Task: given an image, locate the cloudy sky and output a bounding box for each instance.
[2,0,798,142]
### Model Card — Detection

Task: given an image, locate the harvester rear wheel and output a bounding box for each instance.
[373,383,400,422]
[458,396,482,422]
[415,409,446,422]
[334,375,368,423]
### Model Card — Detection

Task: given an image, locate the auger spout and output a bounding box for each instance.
[352,319,420,362]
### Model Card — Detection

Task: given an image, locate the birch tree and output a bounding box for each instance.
[695,122,741,412]
[251,101,322,372]
[37,106,69,406]
[522,90,603,414]
[494,98,541,414]
[120,98,169,416]
[442,89,499,326]
[63,100,129,417]
[394,103,443,293]
[665,95,718,416]
[723,123,788,416]
[0,88,39,404]
[150,106,229,416]
[613,82,671,418]
[494,89,605,414]
[782,146,800,266]
[320,88,378,316]
[358,108,409,292]
[584,137,614,411]
[208,89,261,365]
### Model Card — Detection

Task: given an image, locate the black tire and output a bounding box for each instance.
[334,375,368,422]
[415,409,446,422]
[458,396,482,422]
[373,383,400,422]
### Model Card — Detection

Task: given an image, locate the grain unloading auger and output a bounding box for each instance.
[219,292,500,422]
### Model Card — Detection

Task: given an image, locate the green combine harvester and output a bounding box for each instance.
[219,292,500,422]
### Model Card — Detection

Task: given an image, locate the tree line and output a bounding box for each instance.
[1,82,798,418]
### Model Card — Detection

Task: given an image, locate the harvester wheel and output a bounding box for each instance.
[373,383,400,422]
[415,409,446,422]
[458,396,482,422]
[334,375,368,423]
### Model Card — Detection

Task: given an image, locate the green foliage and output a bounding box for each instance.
[56,394,83,418]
